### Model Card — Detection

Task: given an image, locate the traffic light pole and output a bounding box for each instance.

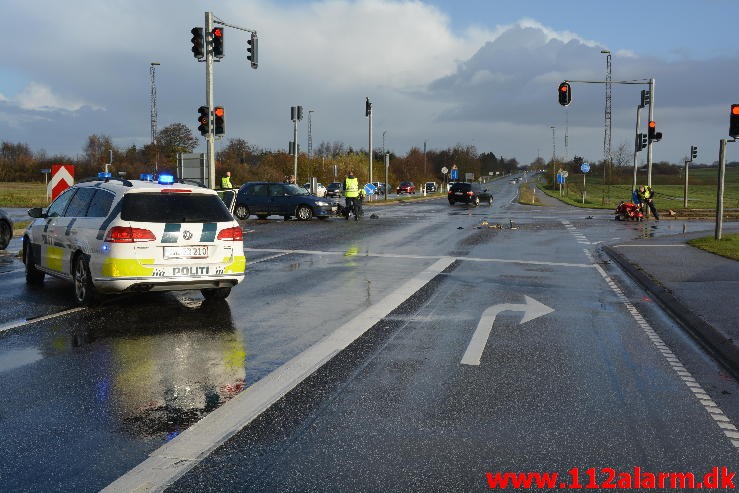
[368,102,373,187]
[632,104,642,190]
[293,118,299,183]
[646,78,655,187]
[205,11,216,189]
[715,138,736,240]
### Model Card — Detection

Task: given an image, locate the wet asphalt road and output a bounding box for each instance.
[1,176,738,492]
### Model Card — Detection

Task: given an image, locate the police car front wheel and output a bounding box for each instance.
[73,254,98,306]
[24,242,45,285]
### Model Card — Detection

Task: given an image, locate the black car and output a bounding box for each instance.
[233,182,336,220]
[448,182,493,206]
[325,182,343,198]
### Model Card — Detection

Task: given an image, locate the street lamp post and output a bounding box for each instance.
[550,126,556,187]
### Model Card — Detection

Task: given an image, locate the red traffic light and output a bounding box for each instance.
[648,121,656,128]
[213,28,222,38]
[558,82,571,106]
[730,104,739,138]
[214,107,225,118]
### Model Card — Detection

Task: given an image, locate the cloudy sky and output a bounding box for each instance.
[1,0,738,167]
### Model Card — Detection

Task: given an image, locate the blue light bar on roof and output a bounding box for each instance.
[158,173,175,185]
[140,173,153,181]
[98,172,112,179]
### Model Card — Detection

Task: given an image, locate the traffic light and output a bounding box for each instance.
[212,27,224,58]
[635,133,647,151]
[247,32,258,69]
[365,97,372,117]
[640,89,650,108]
[214,106,225,135]
[647,121,662,142]
[197,106,209,136]
[558,82,571,106]
[297,105,303,121]
[191,27,204,59]
[690,145,698,160]
[730,104,739,138]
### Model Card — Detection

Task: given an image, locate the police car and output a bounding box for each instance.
[23,173,246,305]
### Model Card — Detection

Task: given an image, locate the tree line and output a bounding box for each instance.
[0,122,520,188]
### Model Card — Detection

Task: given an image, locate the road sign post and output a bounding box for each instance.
[580,163,590,204]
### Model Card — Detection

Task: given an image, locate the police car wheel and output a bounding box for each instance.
[234,204,249,220]
[296,205,313,221]
[24,242,45,285]
[201,287,231,300]
[73,254,97,306]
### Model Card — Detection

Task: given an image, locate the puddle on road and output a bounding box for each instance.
[0,347,42,373]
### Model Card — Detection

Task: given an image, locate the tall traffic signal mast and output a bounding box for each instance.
[190,12,258,188]
[558,77,657,186]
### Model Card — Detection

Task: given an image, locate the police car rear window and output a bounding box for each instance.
[121,193,233,223]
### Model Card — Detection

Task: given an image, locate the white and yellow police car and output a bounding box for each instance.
[23,173,245,305]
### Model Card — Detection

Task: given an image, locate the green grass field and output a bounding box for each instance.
[538,167,739,213]
[0,182,50,208]
[688,233,739,261]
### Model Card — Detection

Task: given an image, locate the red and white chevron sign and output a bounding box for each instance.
[49,164,74,201]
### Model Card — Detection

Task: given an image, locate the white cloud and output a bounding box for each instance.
[0,0,737,166]
[13,82,103,112]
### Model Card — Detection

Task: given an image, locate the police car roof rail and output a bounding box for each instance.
[77,176,134,187]
[178,178,208,188]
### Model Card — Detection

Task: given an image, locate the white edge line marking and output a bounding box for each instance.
[594,263,739,451]
[0,307,86,334]
[243,247,593,269]
[613,244,687,248]
[102,256,456,493]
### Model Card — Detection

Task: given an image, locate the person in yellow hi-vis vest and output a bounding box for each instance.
[221,171,233,189]
[344,170,360,220]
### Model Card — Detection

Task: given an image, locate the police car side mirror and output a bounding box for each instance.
[28,207,46,219]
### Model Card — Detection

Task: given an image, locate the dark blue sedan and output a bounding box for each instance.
[233,182,337,221]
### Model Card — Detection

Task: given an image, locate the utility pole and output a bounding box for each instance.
[716,139,728,240]
[291,106,302,182]
[150,62,160,170]
[308,110,314,157]
[601,50,612,205]
[632,103,642,190]
[366,97,373,185]
[550,126,556,187]
[205,11,215,189]
[646,78,655,187]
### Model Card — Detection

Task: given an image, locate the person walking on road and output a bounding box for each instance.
[344,170,360,220]
[636,185,659,220]
[221,171,233,189]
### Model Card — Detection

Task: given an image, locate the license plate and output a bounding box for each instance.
[455,192,464,195]
[163,246,209,259]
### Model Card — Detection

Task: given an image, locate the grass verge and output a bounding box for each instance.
[688,233,739,261]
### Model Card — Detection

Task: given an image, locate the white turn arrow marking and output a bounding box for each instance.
[460,295,554,366]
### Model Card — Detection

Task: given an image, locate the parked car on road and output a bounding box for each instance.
[371,182,388,195]
[396,181,416,194]
[326,182,344,198]
[448,182,493,206]
[22,173,245,305]
[0,208,14,250]
[234,182,336,221]
[302,182,327,197]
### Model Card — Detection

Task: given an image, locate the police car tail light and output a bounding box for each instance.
[466,191,474,196]
[217,226,243,241]
[105,226,157,243]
